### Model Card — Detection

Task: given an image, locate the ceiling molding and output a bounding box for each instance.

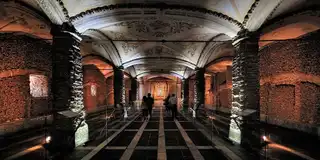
[82,54,115,68]
[196,34,231,67]
[145,75,176,81]
[104,70,132,79]
[55,0,70,21]
[245,0,282,31]
[259,8,320,34]
[82,29,122,66]
[34,0,68,24]
[122,57,197,69]
[69,3,244,29]
[204,56,234,68]
[242,0,261,26]
[136,71,184,79]
[0,1,52,39]
[125,66,137,78]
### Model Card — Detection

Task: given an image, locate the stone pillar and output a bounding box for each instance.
[212,74,218,108]
[226,66,233,108]
[138,80,144,100]
[114,66,125,107]
[50,23,88,151]
[228,31,260,149]
[194,68,205,109]
[176,81,182,108]
[183,79,189,109]
[131,77,138,102]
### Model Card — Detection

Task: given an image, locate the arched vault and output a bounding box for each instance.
[21,0,320,79]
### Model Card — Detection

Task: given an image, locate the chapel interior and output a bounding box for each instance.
[0,0,320,159]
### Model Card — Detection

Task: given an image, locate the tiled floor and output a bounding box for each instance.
[75,108,230,160]
[7,108,231,160]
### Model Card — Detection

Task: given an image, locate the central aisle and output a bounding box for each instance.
[79,107,229,160]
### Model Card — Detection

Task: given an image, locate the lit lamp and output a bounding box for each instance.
[261,135,271,147]
[45,136,51,143]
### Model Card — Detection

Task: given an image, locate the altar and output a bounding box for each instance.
[150,81,169,100]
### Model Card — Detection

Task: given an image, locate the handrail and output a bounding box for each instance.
[106,108,116,120]
[99,108,116,137]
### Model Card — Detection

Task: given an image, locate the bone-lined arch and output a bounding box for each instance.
[0,1,51,39]
[82,29,122,66]
[259,10,320,48]
[136,71,184,79]
[122,57,197,70]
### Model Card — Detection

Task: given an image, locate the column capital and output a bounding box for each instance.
[194,67,205,72]
[115,65,124,71]
[232,29,259,46]
[51,22,81,41]
[138,80,144,84]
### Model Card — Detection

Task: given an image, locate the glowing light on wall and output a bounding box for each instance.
[29,74,48,98]
[91,85,97,96]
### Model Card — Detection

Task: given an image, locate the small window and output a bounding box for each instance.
[29,74,48,98]
[91,85,97,96]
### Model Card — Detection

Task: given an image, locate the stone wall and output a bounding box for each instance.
[0,33,51,124]
[106,76,114,106]
[83,65,107,111]
[204,76,213,108]
[300,82,320,124]
[259,30,320,130]
[125,78,131,105]
[206,71,232,110]
[188,77,195,107]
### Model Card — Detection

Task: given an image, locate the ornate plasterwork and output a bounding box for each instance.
[122,42,140,54]
[242,0,261,26]
[178,42,199,57]
[244,0,282,31]
[122,57,197,70]
[82,29,122,66]
[197,34,232,67]
[34,0,67,24]
[136,71,184,79]
[113,20,203,38]
[145,46,175,56]
[69,3,243,29]
[0,2,51,39]
[55,0,70,20]
[106,31,144,55]
[134,64,186,72]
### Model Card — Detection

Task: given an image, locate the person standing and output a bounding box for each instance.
[146,93,154,119]
[164,95,171,114]
[141,96,148,121]
[169,94,177,120]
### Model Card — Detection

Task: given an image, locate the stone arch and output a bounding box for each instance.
[82,29,122,66]
[136,71,184,79]
[122,57,197,70]
[259,10,320,47]
[0,1,51,39]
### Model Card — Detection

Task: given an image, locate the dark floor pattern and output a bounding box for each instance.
[138,131,158,146]
[7,109,232,160]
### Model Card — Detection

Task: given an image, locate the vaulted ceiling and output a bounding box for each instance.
[8,0,320,79]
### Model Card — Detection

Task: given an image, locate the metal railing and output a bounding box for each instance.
[99,108,116,137]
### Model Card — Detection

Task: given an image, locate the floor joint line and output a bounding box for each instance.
[157,108,167,160]
[81,113,140,160]
[174,119,205,160]
[119,116,148,160]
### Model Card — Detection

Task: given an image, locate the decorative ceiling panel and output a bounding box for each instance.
[99,19,216,65]
[61,0,253,22]
[134,64,186,72]
[0,2,51,39]
[233,0,255,22]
